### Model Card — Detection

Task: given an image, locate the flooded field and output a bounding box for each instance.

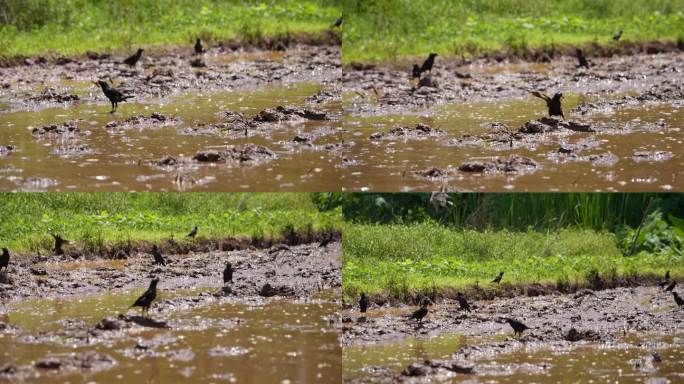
[1,291,341,383]
[0,241,342,383]
[0,45,343,191]
[341,52,684,192]
[340,286,684,382]
[344,331,684,383]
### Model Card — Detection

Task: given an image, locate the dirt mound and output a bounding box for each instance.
[370,123,445,140]
[459,155,538,174]
[193,144,277,164]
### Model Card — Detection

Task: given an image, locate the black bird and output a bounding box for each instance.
[531,91,564,119]
[223,262,233,284]
[51,234,69,256]
[673,292,684,307]
[504,317,530,336]
[151,245,166,266]
[412,64,421,79]
[456,292,472,312]
[123,48,144,67]
[419,53,438,74]
[664,280,677,292]
[0,248,9,272]
[95,80,134,113]
[408,298,430,322]
[359,292,369,313]
[187,226,198,238]
[576,49,589,68]
[491,271,504,284]
[319,233,333,248]
[331,17,343,28]
[613,30,623,42]
[130,278,159,314]
[658,270,671,288]
[194,38,204,55]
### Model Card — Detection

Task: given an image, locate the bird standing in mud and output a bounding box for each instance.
[408,298,430,322]
[151,245,166,266]
[491,271,504,284]
[664,280,677,292]
[658,270,671,288]
[673,292,684,307]
[194,39,205,55]
[51,234,69,256]
[576,49,590,68]
[456,292,472,312]
[187,226,198,238]
[319,233,333,248]
[530,91,564,119]
[419,53,438,75]
[0,247,9,272]
[359,292,369,313]
[95,80,134,113]
[131,277,159,315]
[123,48,144,67]
[223,262,233,284]
[503,317,530,337]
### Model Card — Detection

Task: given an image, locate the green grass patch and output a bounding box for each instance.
[342,221,682,300]
[0,193,342,254]
[341,0,684,63]
[0,0,341,58]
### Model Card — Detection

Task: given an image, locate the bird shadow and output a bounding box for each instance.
[125,315,169,329]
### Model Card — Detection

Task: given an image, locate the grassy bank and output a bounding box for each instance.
[0,0,340,58]
[0,193,341,254]
[342,222,682,301]
[341,0,684,63]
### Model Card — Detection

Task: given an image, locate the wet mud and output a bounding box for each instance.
[340,51,684,191]
[341,286,684,383]
[0,241,341,383]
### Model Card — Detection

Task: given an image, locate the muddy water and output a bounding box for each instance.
[0,290,341,383]
[343,333,684,382]
[340,94,683,192]
[0,82,345,191]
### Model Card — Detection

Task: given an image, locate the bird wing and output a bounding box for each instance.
[530,91,551,102]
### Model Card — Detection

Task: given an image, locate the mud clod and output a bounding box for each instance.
[32,121,84,137]
[459,155,538,174]
[632,151,673,163]
[370,123,445,141]
[193,144,277,164]
[253,106,328,123]
[28,87,79,103]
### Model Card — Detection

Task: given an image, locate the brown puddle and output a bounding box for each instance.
[343,332,684,382]
[340,93,683,192]
[1,290,341,383]
[0,82,345,191]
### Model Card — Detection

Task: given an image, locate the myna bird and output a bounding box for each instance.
[576,49,589,68]
[187,226,198,238]
[503,317,530,337]
[408,298,430,322]
[613,30,623,42]
[130,278,159,315]
[123,48,144,67]
[223,262,233,284]
[51,234,69,256]
[95,80,134,113]
[419,53,438,74]
[456,292,472,312]
[673,292,684,307]
[331,17,343,28]
[151,245,166,266]
[359,292,369,313]
[0,248,9,272]
[491,271,504,284]
[194,39,205,55]
[664,280,677,292]
[530,91,564,119]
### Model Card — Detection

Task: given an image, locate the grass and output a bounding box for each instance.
[0,0,341,58]
[341,0,684,63]
[342,221,683,301]
[0,193,342,254]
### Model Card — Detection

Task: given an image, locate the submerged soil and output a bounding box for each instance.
[340,285,683,383]
[0,241,341,383]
